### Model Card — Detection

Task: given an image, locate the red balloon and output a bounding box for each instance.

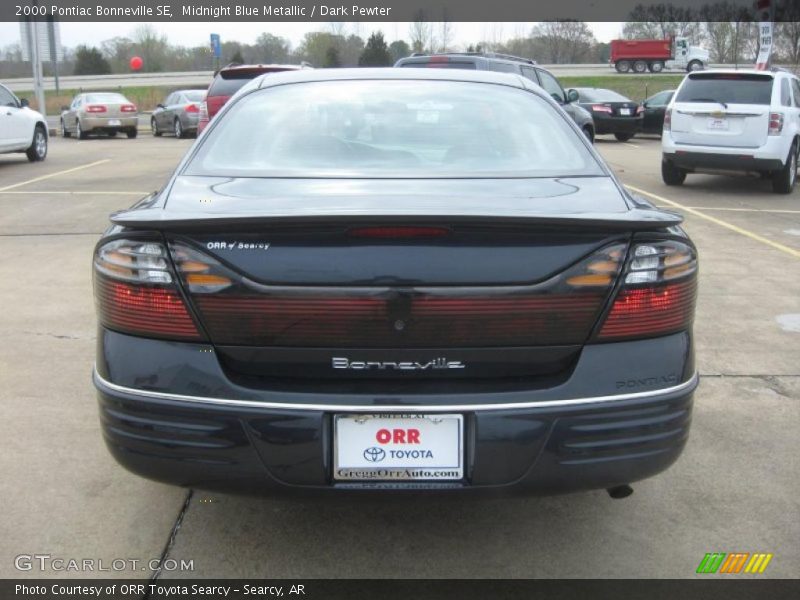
[130,56,143,71]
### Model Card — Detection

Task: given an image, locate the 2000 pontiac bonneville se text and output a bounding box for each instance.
[93,69,698,497]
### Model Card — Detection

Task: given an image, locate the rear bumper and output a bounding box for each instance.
[664,151,783,172]
[663,134,788,172]
[593,115,643,135]
[94,329,697,496]
[82,116,138,131]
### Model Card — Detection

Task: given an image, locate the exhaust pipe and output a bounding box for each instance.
[607,484,633,499]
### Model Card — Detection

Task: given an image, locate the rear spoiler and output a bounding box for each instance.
[111,206,683,232]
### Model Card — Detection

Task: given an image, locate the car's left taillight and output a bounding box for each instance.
[593,239,697,342]
[768,112,784,136]
[186,103,200,113]
[94,238,204,341]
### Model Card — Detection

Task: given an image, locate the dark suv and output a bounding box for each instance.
[395,52,595,141]
[198,62,312,134]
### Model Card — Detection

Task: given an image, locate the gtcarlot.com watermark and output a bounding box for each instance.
[15,553,194,573]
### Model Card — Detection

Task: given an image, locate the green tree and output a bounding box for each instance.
[388,40,411,63]
[73,45,111,75]
[254,33,290,63]
[131,24,169,72]
[230,49,245,64]
[359,32,392,66]
[324,46,341,68]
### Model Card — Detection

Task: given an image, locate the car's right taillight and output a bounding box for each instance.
[663,107,672,131]
[592,105,613,114]
[594,240,697,341]
[94,239,203,341]
[768,112,784,136]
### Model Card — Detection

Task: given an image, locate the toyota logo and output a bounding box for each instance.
[363,447,386,462]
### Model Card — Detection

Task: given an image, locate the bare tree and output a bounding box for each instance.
[776,1,800,65]
[622,4,702,43]
[533,21,596,63]
[439,10,454,52]
[409,11,430,53]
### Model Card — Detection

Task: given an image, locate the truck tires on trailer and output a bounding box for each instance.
[633,60,648,73]
[615,61,631,73]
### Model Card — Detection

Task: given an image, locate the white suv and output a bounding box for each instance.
[662,69,800,194]
[0,83,48,162]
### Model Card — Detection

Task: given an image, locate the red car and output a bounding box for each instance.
[197,63,311,133]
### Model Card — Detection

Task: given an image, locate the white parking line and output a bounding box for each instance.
[0,190,147,196]
[676,207,800,214]
[0,159,111,192]
[628,185,800,259]
[623,142,640,148]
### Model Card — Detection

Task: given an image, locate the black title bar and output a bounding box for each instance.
[5,0,795,22]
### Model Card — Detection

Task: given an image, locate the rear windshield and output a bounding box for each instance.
[208,68,294,97]
[676,73,773,105]
[183,90,205,101]
[577,89,630,103]
[85,93,128,104]
[400,61,478,70]
[185,79,602,179]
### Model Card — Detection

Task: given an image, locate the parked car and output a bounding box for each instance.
[198,63,312,134]
[93,68,698,497]
[0,83,47,161]
[641,89,675,134]
[61,92,138,139]
[395,53,596,142]
[662,69,800,193]
[151,90,206,138]
[574,88,644,142]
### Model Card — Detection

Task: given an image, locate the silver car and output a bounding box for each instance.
[61,92,139,139]
[151,90,205,138]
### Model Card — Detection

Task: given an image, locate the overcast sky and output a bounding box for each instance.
[0,21,625,51]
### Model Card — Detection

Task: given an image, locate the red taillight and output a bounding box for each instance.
[120,104,137,113]
[663,108,672,131]
[94,239,203,341]
[592,105,613,113]
[597,280,697,340]
[595,240,697,341]
[85,105,107,113]
[185,103,200,113]
[95,276,201,340]
[768,112,784,136]
[172,242,626,348]
[348,226,450,239]
[205,95,228,118]
[426,56,451,68]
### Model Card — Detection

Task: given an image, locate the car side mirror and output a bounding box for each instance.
[60,105,69,111]
[642,101,649,108]
[156,103,165,109]
[566,89,580,103]
[551,92,565,104]
[19,98,29,108]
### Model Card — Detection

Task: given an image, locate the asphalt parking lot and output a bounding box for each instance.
[1,132,798,579]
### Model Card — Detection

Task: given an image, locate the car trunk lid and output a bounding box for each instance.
[113,176,681,381]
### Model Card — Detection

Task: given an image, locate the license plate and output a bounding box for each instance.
[334,414,463,481]
[708,118,728,130]
[108,119,121,126]
[619,108,631,116]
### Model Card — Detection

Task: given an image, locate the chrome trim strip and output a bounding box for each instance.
[676,110,763,117]
[93,369,698,413]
